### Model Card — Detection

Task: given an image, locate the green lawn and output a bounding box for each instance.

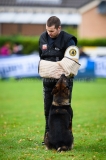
[0,78,106,160]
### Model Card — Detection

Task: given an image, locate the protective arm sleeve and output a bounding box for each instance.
[38,46,80,79]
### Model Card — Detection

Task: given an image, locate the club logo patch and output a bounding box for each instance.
[69,49,76,56]
[55,47,60,51]
[42,44,47,50]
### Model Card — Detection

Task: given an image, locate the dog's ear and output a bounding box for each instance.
[51,86,58,95]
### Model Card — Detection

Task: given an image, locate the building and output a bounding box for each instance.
[79,0,106,38]
[0,0,106,38]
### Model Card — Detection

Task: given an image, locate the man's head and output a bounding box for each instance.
[46,16,61,38]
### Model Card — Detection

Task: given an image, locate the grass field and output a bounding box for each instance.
[0,78,106,160]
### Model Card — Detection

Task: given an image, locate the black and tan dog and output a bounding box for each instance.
[44,74,74,152]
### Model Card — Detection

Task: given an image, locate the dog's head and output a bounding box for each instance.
[52,74,70,106]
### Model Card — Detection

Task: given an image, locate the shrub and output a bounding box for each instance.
[0,35,106,54]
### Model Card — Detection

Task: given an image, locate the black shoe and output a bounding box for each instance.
[42,141,45,145]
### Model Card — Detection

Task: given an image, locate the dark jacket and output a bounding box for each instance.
[39,31,77,62]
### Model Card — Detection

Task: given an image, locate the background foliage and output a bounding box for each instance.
[0,34,106,55]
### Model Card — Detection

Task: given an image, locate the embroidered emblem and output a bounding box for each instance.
[42,44,47,50]
[69,49,76,56]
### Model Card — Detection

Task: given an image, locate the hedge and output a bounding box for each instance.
[77,38,106,47]
[0,36,39,55]
[0,36,106,54]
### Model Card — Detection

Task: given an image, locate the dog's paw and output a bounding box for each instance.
[57,147,61,152]
[45,146,49,150]
[69,142,74,150]
[71,143,74,149]
[57,146,68,152]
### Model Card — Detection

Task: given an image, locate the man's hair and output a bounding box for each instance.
[46,16,61,29]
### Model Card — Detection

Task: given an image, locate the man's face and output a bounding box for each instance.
[46,25,61,38]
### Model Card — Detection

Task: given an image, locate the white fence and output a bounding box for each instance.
[0,54,40,78]
[0,54,106,78]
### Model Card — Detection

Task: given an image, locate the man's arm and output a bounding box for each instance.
[66,39,75,48]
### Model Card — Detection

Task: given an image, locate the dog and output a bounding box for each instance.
[44,74,74,152]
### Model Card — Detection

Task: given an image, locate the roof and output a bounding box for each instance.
[0,0,96,25]
[0,0,93,9]
[79,0,106,14]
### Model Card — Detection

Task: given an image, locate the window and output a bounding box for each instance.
[97,1,106,14]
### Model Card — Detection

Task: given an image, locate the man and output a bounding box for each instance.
[79,47,89,58]
[39,16,77,144]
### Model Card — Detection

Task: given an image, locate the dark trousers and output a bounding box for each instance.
[43,77,74,137]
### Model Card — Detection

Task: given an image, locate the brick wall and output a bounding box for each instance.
[78,6,106,38]
[21,24,45,36]
[0,23,46,36]
[1,23,18,35]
